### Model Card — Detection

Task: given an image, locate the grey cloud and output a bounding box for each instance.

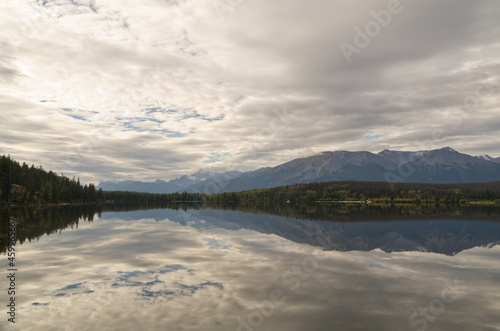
[1,0,499,181]
[11,208,500,331]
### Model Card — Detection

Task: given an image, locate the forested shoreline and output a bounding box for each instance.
[0,155,101,205]
[2,202,500,254]
[2,155,500,207]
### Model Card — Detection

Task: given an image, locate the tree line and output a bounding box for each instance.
[0,155,101,204]
[2,154,500,206]
[0,204,100,252]
[225,181,500,204]
[95,181,500,205]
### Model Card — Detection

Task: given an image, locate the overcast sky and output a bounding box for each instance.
[1,0,499,183]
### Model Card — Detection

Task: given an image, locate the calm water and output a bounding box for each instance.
[1,205,500,331]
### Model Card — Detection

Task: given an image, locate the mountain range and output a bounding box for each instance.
[98,208,500,256]
[98,169,242,194]
[98,147,500,193]
[190,209,500,256]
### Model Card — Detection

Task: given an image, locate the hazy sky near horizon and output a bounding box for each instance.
[1,0,499,183]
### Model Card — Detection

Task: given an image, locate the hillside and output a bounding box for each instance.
[187,147,500,193]
[0,155,100,204]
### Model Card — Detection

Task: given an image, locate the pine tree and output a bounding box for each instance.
[1,155,12,202]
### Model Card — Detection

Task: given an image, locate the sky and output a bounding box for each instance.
[1,0,499,184]
[14,208,500,331]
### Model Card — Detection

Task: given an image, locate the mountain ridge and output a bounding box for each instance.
[187,147,500,193]
[98,147,500,193]
[97,170,243,193]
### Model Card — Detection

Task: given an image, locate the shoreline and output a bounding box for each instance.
[1,200,499,209]
[0,202,101,209]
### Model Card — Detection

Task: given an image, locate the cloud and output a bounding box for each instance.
[1,0,499,182]
[14,208,500,331]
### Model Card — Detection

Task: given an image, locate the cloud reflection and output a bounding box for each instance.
[10,209,500,331]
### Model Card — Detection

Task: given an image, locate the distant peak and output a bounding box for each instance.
[191,168,216,176]
[439,147,457,152]
[378,147,458,155]
[477,154,493,161]
[378,149,396,155]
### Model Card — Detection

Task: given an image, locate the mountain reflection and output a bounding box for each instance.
[2,203,500,331]
[3,203,499,256]
[184,209,500,255]
[131,204,500,256]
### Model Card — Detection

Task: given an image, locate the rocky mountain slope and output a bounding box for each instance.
[188,147,500,193]
[99,147,500,193]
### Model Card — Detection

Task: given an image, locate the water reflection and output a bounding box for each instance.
[178,208,500,255]
[0,205,100,253]
[1,204,499,330]
[99,204,500,255]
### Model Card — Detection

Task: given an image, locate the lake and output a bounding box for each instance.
[1,204,500,331]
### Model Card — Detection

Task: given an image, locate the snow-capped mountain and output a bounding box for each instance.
[98,170,242,193]
[99,147,500,194]
[187,147,500,193]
